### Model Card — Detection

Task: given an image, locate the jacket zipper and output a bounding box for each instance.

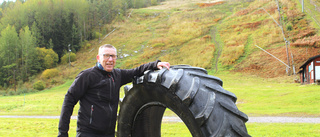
[90,105,93,124]
[108,74,114,128]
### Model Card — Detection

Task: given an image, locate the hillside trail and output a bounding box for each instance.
[211,21,223,73]
[144,0,222,10]
[145,0,225,73]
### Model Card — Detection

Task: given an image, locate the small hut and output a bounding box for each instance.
[299,55,320,84]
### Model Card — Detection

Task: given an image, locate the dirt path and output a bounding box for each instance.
[211,25,222,73]
[145,0,222,10]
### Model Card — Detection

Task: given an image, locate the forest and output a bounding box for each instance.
[0,0,164,89]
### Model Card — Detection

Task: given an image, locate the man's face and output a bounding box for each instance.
[97,47,117,72]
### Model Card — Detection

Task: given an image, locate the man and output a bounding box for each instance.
[58,44,170,137]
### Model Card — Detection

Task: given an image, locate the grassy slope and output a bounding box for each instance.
[9,0,318,91]
[72,0,320,79]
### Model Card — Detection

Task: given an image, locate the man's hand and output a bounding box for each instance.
[157,62,170,70]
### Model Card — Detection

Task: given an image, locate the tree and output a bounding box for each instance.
[31,21,45,47]
[19,26,37,81]
[0,0,162,89]
[0,25,19,86]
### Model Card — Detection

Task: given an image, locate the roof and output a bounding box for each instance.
[299,54,320,69]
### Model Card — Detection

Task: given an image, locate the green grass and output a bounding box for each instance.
[0,80,79,116]
[247,123,320,136]
[1,72,320,117]
[213,72,320,116]
[0,118,77,137]
[0,72,319,136]
[1,118,319,137]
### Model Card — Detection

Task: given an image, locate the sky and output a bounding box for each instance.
[0,0,16,4]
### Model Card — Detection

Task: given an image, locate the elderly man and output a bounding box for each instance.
[58,44,170,137]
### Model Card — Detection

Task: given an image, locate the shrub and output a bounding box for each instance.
[60,52,76,64]
[286,23,293,31]
[152,43,165,48]
[3,83,7,89]
[36,47,59,69]
[93,31,103,39]
[8,90,15,96]
[33,81,45,91]
[13,88,35,95]
[44,49,59,68]
[42,68,59,79]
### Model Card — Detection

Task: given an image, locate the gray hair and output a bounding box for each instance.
[99,44,117,54]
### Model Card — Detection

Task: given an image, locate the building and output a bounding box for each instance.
[299,55,320,84]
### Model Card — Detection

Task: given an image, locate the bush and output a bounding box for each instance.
[16,88,30,95]
[44,49,59,68]
[152,43,165,48]
[80,41,91,50]
[42,68,59,79]
[286,23,293,31]
[93,31,103,39]
[33,81,45,91]
[8,90,15,96]
[36,47,59,69]
[60,52,77,64]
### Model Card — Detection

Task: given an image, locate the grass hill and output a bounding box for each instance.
[5,0,320,92]
[71,0,320,80]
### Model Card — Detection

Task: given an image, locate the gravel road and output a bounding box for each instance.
[1,116,320,123]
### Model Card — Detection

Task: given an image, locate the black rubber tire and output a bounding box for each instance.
[117,65,250,137]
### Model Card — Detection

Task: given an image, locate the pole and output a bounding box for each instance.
[261,7,291,75]
[68,44,71,66]
[254,45,290,68]
[302,0,304,12]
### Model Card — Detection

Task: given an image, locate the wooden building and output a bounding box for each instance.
[299,55,320,84]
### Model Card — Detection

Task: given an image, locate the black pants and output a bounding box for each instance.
[76,132,114,137]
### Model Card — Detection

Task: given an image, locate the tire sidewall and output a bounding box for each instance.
[118,83,203,137]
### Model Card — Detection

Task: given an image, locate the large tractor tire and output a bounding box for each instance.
[117,65,250,137]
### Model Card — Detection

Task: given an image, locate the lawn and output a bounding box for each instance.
[213,72,320,117]
[1,71,320,136]
[0,118,319,137]
[1,72,319,117]
[0,80,78,116]
[1,71,320,137]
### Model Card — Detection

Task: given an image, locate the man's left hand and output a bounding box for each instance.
[157,62,170,70]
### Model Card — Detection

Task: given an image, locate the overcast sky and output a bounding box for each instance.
[0,0,16,4]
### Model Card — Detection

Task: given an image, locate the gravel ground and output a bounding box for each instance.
[247,117,320,123]
[162,116,320,123]
[1,116,320,123]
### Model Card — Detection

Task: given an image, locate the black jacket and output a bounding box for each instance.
[58,60,160,137]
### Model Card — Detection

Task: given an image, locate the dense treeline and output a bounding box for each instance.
[0,0,164,90]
